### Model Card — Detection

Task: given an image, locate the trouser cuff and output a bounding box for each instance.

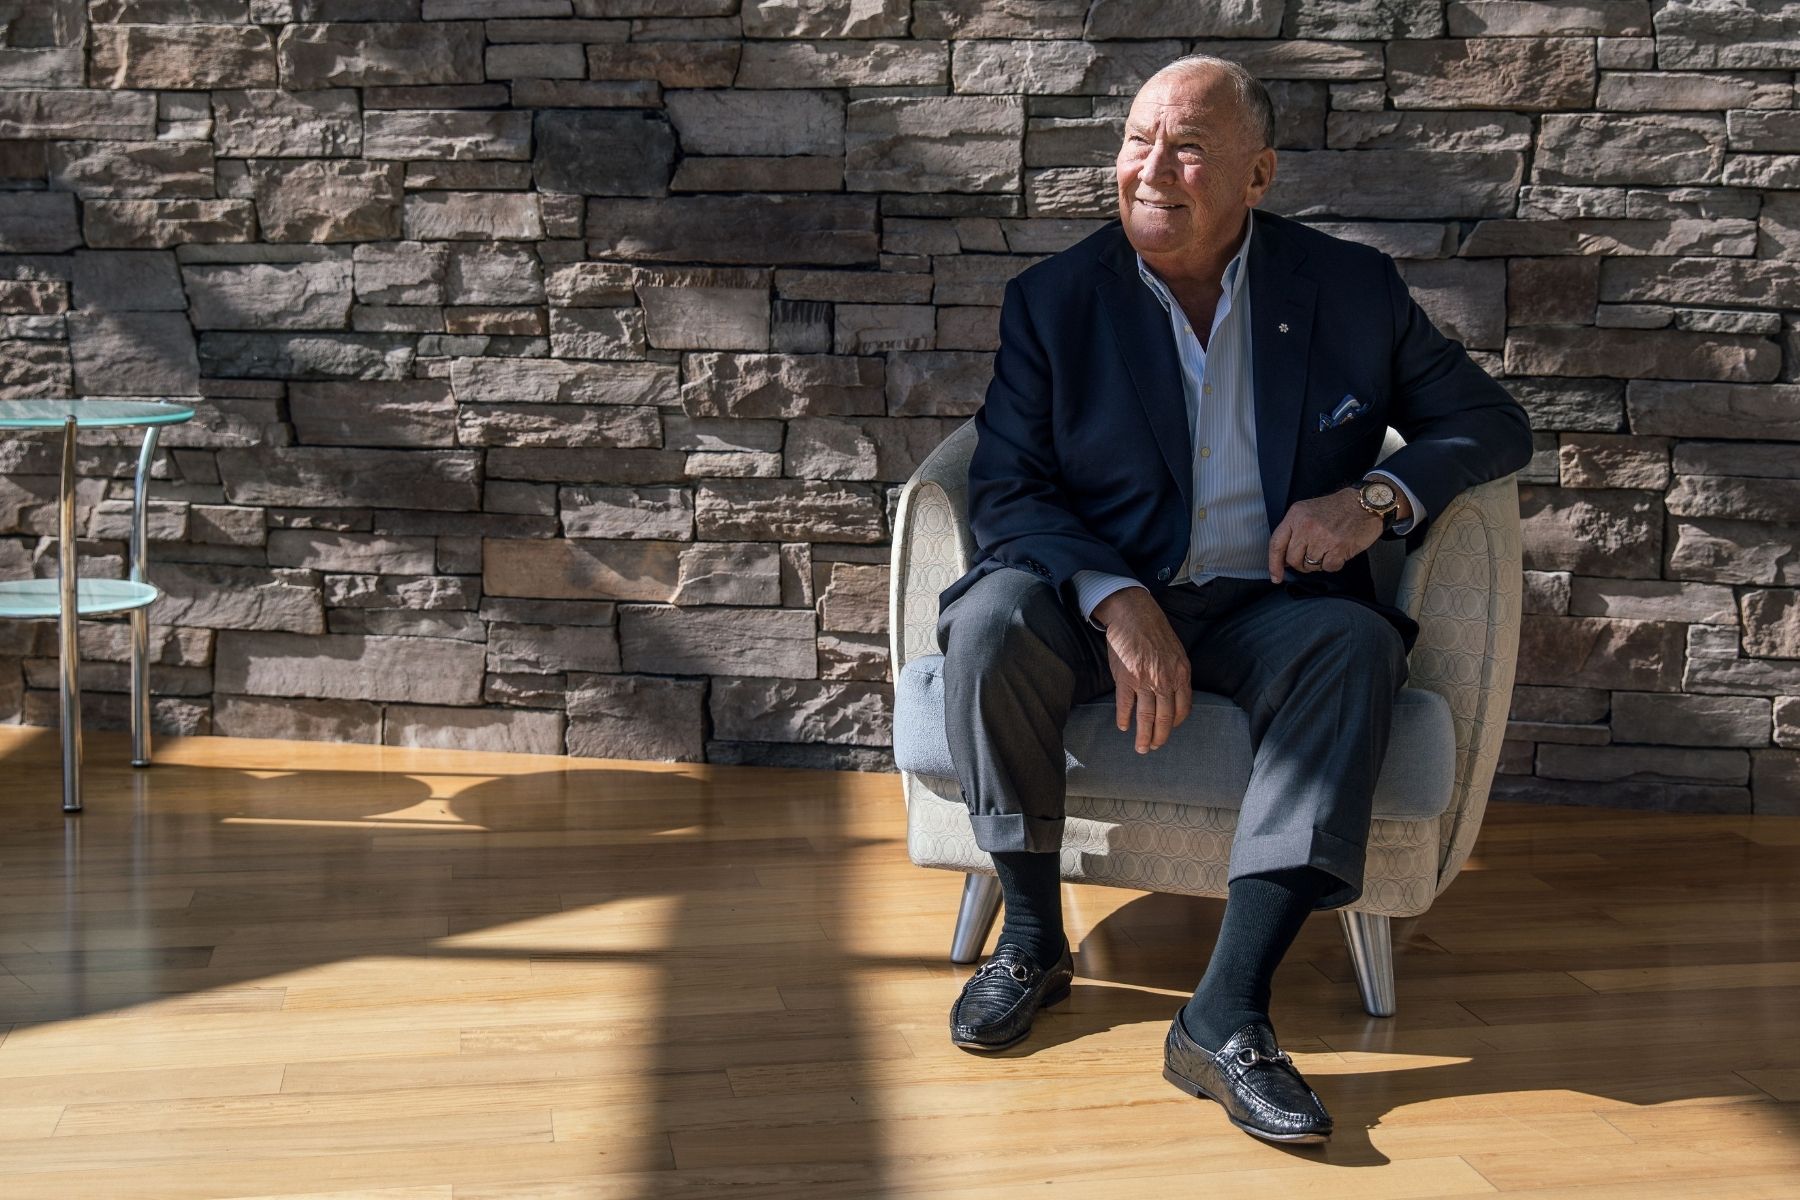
[968,811,1065,855]
[1228,826,1366,911]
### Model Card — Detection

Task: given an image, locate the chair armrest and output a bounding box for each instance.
[1392,472,1523,898]
[889,418,979,680]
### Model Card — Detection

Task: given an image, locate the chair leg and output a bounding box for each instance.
[1338,909,1396,1018]
[949,872,1001,964]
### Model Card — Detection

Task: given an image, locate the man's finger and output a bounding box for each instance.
[1267,520,1289,582]
[1115,681,1133,732]
[1152,693,1176,750]
[1134,689,1157,754]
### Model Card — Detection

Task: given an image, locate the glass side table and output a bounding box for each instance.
[0,399,196,813]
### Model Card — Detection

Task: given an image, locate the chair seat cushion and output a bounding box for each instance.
[893,654,1456,822]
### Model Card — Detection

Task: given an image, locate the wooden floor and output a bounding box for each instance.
[0,728,1795,1199]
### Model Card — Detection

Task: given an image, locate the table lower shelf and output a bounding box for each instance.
[0,578,161,618]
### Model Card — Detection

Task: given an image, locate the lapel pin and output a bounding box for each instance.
[1278,322,1290,333]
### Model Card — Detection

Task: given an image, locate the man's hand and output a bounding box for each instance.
[1267,485,1398,581]
[1092,588,1191,755]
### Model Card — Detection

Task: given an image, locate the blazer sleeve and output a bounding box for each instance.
[1368,253,1535,537]
[965,275,1139,602]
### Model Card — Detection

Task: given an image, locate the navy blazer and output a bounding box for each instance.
[938,210,1534,657]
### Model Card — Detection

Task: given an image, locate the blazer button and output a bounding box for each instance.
[1157,567,1171,581]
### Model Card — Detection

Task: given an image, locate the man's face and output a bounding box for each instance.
[1115,69,1272,259]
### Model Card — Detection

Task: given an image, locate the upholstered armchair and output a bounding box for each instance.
[888,418,1522,1018]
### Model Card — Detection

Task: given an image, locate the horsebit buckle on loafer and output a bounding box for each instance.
[1236,1046,1293,1068]
[975,960,1033,984]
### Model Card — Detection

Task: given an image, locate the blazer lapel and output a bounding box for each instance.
[1246,210,1316,534]
[1096,231,1192,516]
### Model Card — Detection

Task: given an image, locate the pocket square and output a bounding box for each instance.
[1318,393,1368,432]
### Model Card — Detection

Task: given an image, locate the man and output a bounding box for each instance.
[933,54,1533,1144]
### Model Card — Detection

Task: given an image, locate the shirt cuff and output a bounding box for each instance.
[1365,468,1425,535]
[1071,569,1147,630]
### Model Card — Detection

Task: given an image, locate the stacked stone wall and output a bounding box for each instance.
[0,1,1796,811]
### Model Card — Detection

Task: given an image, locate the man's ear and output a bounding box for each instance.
[1244,146,1276,207]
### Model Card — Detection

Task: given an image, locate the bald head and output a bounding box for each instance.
[1142,54,1275,152]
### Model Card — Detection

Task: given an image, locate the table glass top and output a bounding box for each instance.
[0,399,197,429]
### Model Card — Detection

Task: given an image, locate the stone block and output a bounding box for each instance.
[486,622,621,674]
[278,21,486,89]
[1687,652,1800,698]
[213,694,381,744]
[1387,38,1596,110]
[1327,110,1533,152]
[672,542,782,606]
[483,537,683,601]
[818,561,887,633]
[671,156,843,193]
[710,676,890,745]
[1602,71,1791,111]
[549,308,646,360]
[363,110,532,161]
[1396,258,1504,349]
[1653,0,1800,69]
[1522,570,1571,615]
[587,196,879,266]
[268,530,435,574]
[456,404,662,449]
[403,192,542,241]
[666,88,846,157]
[215,630,486,704]
[1504,327,1777,383]
[1536,743,1748,785]
[48,140,214,200]
[1511,684,1609,724]
[0,89,157,141]
[1266,151,1522,219]
[1507,256,1599,326]
[736,39,947,88]
[252,160,403,243]
[1459,218,1754,258]
[450,358,676,407]
[1673,440,1800,480]
[1448,1,1649,36]
[534,109,675,196]
[1491,775,1748,813]
[546,261,637,307]
[353,241,449,306]
[681,353,883,419]
[150,562,325,634]
[1601,258,1800,310]
[832,306,935,355]
[914,0,1089,38]
[586,41,740,87]
[288,383,457,447]
[560,485,694,540]
[619,605,817,677]
[565,673,706,762]
[951,38,1180,95]
[70,249,183,312]
[445,244,543,305]
[1535,114,1725,186]
[1612,691,1771,747]
[1557,433,1670,490]
[885,350,991,417]
[218,447,481,510]
[198,332,414,381]
[1627,381,1800,440]
[846,96,1024,194]
[1518,485,1662,578]
[1777,697,1800,749]
[85,198,259,248]
[636,272,771,352]
[213,89,361,158]
[383,705,567,755]
[1742,590,1800,659]
[92,23,277,89]
[485,42,585,79]
[0,192,79,253]
[1667,517,1798,586]
[184,261,354,332]
[742,0,908,37]
[695,479,886,543]
[68,312,200,396]
[1666,474,1797,524]
[1516,614,1685,691]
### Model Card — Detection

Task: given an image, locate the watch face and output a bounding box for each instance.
[1362,479,1396,507]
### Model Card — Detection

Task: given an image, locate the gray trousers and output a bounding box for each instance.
[934,567,1410,910]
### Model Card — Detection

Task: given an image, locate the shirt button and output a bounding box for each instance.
[1200,446,1211,457]
[1202,384,1212,394]
[1197,507,1207,519]
[1157,567,1171,580]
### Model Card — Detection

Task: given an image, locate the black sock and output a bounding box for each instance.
[1180,866,1332,1049]
[990,850,1066,970]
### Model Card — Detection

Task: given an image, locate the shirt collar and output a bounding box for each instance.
[1135,210,1254,315]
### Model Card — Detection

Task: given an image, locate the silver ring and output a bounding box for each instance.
[1303,555,1322,565]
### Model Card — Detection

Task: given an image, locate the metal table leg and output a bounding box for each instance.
[129,424,159,768]
[58,415,81,814]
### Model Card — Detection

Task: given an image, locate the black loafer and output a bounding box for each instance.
[949,941,1074,1051]
[1162,1012,1333,1144]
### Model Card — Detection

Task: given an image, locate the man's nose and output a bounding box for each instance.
[1140,140,1174,182]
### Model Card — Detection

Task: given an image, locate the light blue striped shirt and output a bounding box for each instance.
[1071,214,1422,631]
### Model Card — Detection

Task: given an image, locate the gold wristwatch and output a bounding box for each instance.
[1355,476,1399,530]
